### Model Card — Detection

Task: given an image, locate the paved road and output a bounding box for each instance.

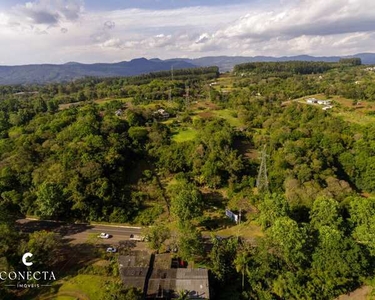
[16,219,142,245]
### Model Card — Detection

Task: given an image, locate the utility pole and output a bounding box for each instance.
[256,145,269,194]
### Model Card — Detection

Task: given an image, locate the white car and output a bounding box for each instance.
[106,247,117,253]
[98,232,110,239]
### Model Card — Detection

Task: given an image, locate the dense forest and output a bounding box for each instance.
[1,62,375,299]
[233,58,362,78]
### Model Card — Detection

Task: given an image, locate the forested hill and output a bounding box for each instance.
[1,53,375,85]
[0,58,196,85]
[183,52,375,71]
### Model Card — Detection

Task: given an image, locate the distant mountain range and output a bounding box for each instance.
[1,53,375,85]
[0,58,196,86]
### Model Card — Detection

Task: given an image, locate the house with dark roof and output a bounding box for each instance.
[147,268,209,299]
[118,252,210,299]
[118,251,151,292]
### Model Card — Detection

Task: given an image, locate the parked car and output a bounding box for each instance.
[98,232,110,239]
[129,234,146,241]
[106,247,117,253]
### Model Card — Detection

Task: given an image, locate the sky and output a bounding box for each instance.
[0,0,375,65]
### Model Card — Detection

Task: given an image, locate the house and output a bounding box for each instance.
[153,108,170,119]
[317,100,332,105]
[146,254,209,300]
[322,105,333,111]
[119,252,210,300]
[119,251,151,291]
[115,109,123,116]
[147,268,210,299]
[306,98,318,104]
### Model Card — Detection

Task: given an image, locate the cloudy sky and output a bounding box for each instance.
[0,0,374,65]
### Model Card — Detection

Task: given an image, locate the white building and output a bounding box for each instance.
[306,98,318,104]
[317,100,332,105]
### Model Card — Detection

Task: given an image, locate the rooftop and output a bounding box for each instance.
[119,251,151,290]
[147,269,209,299]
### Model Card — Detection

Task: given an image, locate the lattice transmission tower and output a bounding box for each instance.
[256,145,269,194]
[185,84,190,109]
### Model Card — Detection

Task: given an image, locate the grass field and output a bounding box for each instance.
[94,97,133,106]
[213,221,263,240]
[212,109,244,127]
[59,97,132,110]
[172,127,198,143]
[335,111,375,125]
[57,274,114,300]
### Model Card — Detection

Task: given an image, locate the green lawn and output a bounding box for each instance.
[213,221,263,240]
[172,127,198,143]
[57,274,114,300]
[335,111,375,125]
[212,109,244,127]
[94,97,133,106]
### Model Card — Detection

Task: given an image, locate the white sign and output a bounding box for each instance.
[225,209,239,223]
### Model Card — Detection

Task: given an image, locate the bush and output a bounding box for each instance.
[134,205,164,225]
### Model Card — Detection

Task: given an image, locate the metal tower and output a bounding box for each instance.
[256,145,269,193]
[185,84,190,108]
[168,88,172,103]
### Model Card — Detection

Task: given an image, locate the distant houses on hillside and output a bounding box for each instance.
[306,98,332,105]
[153,108,170,119]
[306,98,333,110]
[115,109,124,116]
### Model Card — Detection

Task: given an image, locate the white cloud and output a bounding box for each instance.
[100,38,123,49]
[0,0,375,64]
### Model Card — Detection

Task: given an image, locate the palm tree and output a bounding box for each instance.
[234,250,250,290]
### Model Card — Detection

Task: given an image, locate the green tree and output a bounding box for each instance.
[258,193,289,229]
[170,180,203,224]
[349,196,375,255]
[178,224,203,261]
[267,217,308,269]
[234,246,251,290]
[104,282,142,300]
[310,197,342,230]
[20,231,63,269]
[310,226,367,299]
[209,236,238,282]
[36,182,66,219]
[146,224,171,252]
